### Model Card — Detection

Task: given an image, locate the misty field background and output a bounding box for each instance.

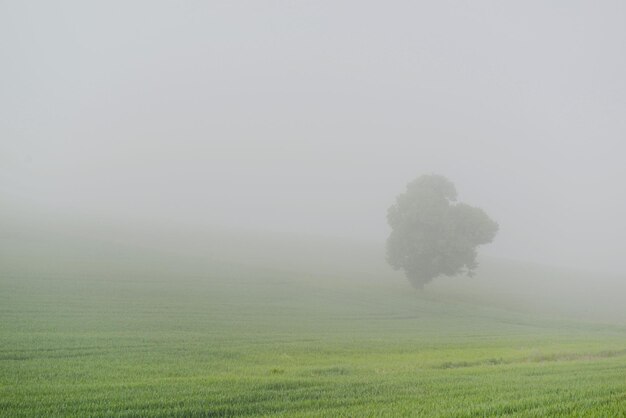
[2,219,626,417]
[4,1,626,416]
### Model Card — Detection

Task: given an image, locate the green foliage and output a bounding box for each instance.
[387,175,499,288]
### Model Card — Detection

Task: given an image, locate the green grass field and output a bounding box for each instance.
[2,228,626,416]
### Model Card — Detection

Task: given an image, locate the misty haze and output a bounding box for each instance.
[2,1,626,416]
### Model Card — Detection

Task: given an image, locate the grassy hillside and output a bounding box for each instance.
[2,221,626,416]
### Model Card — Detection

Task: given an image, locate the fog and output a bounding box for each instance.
[2,1,626,274]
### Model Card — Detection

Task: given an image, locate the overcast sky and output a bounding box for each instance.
[2,1,625,273]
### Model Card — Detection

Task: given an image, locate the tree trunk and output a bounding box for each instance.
[410,278,425,290]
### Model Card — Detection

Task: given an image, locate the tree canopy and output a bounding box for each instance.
[386,175,498,289]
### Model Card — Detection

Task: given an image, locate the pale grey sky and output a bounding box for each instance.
[2,1,626,272]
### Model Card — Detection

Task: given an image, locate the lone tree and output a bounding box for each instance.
[386,175,498,289]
